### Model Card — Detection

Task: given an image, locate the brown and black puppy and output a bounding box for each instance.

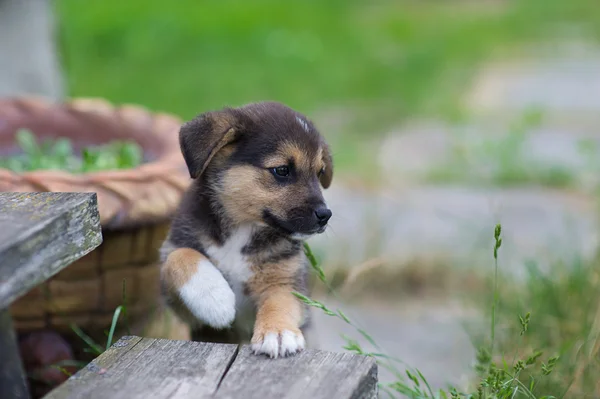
[159,101,333,358]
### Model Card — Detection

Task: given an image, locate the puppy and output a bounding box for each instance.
[159,101,333,358]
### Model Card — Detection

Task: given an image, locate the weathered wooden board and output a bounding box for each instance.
[43,337,239,399]
[43,336,378,399]
[215,346,378,399]
[0,309,29,399]
[0,192,102,309]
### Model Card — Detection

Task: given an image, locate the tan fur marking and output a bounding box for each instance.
[211,144,237,166]
[249,251,301,282]
[199,127,237,176]
[161,248,206,290]
[319,142,333,188]
[315,147,325,173]
[263,142,311,172]
[220,165,271,222]
[247,254,304,343]
[285,142,311,171]
[251,287,303,343]
[220,159,322,223]
[262,154,289,168]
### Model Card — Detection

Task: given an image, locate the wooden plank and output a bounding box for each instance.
[43,337,378,399]
[0,309,29,399]
[0,192,102,308]
[43,337,239,399]
[215,346,378,399]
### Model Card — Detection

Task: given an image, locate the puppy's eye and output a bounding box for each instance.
[317,167,325,177]
[272,166,290,177]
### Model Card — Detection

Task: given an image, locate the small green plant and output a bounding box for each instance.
[298,224,562,398]
[40,304,125,380]
[48,280,130,378]
[486,256,600,397]
[69,305,126,357]
[0,129,143,173]
[71,279,131,357]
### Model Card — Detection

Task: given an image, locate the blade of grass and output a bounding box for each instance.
[51,359,89,368]
[49,365,73,378]
[491,224,502,358]
[122,278,131,336]
[301,243,412,384]
[378,383,397,399]
[106,305,124,351]
[70,323,103,355]
[417,368,435,398]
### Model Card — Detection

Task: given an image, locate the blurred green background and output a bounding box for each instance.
[56,0,599,120]
[55,0,600,176]
[48,1,600,396]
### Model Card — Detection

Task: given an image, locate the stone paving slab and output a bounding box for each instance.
[378,121,600,189]
[466,48,600,115]
[310,184,598,279]
[310,297,478,393]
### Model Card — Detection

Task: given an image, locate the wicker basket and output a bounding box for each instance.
[0,96,191,340]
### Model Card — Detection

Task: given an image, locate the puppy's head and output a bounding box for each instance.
[180,101,333,236]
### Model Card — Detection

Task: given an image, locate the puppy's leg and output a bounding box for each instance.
[250,285,305,358]
[161,248,236,329]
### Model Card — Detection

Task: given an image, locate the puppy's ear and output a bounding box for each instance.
[320,141,334,189]
[179,110,239,179]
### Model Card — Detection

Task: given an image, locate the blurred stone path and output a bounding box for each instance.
[309,41,600,396]
[311,184,597,279]
[466,43,600,118]
[311,41,600,279]
[310,297,478,393]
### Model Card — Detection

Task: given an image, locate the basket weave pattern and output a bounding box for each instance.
[0,96,191,334]
[10,223,170,332]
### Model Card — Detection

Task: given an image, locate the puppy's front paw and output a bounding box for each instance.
[251,328,305,358]
[178,260,236,329]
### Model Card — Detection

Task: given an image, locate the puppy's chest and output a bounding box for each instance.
[205,226,255,294]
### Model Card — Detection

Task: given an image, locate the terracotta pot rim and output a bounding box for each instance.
[0,96,191,229]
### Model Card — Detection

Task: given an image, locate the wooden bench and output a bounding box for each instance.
[43,336,378,399]
[0,192,103,399]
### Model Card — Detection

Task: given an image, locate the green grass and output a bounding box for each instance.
[55,0,600,133]
[299,226,571,398]
[54,0,600,179]
[477,257,600,397]
[304,222,600,397]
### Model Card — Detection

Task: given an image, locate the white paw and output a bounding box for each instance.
[251,330,305,358]
[178,260,236,329]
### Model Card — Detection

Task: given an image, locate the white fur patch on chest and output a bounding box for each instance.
[205,225,257,333]
[205,225,254,305]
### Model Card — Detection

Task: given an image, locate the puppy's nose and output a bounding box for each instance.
[314,206,332,225]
